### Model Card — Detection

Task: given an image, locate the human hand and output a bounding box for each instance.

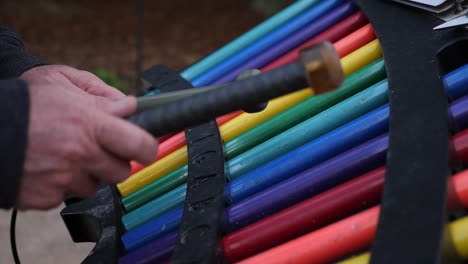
[17,65,158,210]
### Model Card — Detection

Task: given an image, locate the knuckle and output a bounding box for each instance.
[61,142,86,162]
[52,173,73,189]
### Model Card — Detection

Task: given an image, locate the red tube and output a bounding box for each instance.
[240,163,468,264]
[223,167,384,262]
[238,206,379,264]
[263,12,369,71]
[224,129,468,262]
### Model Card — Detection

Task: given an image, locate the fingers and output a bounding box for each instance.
[59,66,125,100]
[91,96,137,117]
[94,112,158,165]
[83,146,132,184]
[67,171,101,197]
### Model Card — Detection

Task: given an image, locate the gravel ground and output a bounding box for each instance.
[0,206,93,264]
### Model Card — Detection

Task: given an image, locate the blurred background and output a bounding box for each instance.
[0,0,291,263]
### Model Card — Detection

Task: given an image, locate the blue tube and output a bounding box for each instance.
[445,64,468,100]
[122,207,184,251]
[180,0,322,82]
[191,0,344,87]
[226,104,389,204]
[226,79,388,180]
[212,2,357,85]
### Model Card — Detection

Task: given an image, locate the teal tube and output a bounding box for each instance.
[180,0,321,81]
[123,185,187,231]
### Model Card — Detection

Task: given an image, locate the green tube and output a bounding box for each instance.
[122,165,188,212]
[224,58,386,159]
[122,59,386,212]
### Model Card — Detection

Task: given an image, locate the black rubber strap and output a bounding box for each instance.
[168,77,226,264]
[142,64,193,93]
[353,1,455,263]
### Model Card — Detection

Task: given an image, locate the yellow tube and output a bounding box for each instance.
[451,215,468,259]
[117,39,383,197]
[337,253,370,264]
[338,215,468,264]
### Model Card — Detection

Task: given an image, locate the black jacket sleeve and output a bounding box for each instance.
[0,26,45,78]
[0,26,42,208]
[0,79,29,209]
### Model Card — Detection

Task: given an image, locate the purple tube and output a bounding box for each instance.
[226,133,388,231]
[212,2,356,85]
[118,233,176,264]
[450,95,468,129]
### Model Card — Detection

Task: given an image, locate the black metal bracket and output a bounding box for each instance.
[353,1,464,263]
[61,186,125,264]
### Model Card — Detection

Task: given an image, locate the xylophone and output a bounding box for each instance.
[61,0,468,263]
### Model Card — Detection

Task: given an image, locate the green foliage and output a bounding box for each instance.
[94,69,130,94]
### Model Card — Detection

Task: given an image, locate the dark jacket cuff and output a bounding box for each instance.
[0,79,29,208]
[0,26,46,78]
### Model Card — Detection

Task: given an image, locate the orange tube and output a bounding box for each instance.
[334,24,375,58]
[239,206,379,264]
[453,170,468,208]
[240,169,468,264]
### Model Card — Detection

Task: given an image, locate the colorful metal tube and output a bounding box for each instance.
[120,64,468,254]
[224,58,384,160]
[191,0,344,87]
[122,103,390,250]
[239,205,379,264]
[223,167,385,262]
[179,0,322,82]
[118,38,382,199]
[123,58,386,212]
[122,126,468,263]
[130,111,241,173]
[212,2,357,85]
[242,168,468,264]
[224,128,468,262]
[122,78,389,231]
[130,11,369,174]
[263,17,372,71]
